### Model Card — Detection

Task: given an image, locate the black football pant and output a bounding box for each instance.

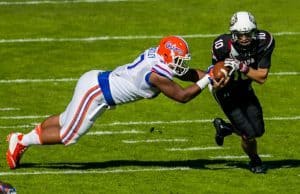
[213,89,265,139]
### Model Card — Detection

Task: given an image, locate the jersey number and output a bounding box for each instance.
[214,39,224,50]
[127,54,145,69]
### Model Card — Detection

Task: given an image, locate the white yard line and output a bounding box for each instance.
[0,71,298,84]
[0,116,299,124]
[0,167,191,176]
[269,72,300,75]
[87,130,145,135]
[0,125,33,129]
[0,115,49,119]
[166,146,224,151]
[0,0,144,6]
[99,116,300,126]
[209,154,272,159]
[0,32,299,44]
[103,119,213,126]
[0,107,20,111]
[122,138,188,144]
[0,78,77,84]
[0,72,298,84]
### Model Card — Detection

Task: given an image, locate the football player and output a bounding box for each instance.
[209,11,275,173]
[6,35,224,169]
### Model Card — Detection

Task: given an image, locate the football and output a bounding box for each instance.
[212,61,229,81]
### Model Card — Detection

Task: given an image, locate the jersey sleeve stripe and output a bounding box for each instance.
[265,34,274,50]
[152,64,173,80]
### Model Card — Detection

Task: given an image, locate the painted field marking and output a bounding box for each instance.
[0,32,299,44]
[0,107,20,111]
[122,138,188,144]
[166,146,224,151]
[0,125,33,129]
[99,116,300,126]
[209,154,272,159]
[87,130,145,135]
[270,72,300,75]
[0,78,77,84]
[104,119,212,126]
[0,0,142,6]
[0,116,299,125]
[0,167,191,176]
[0,72,298,84]
[0,115,49,119]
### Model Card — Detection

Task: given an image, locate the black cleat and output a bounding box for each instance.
[249,161,266,174]
[213,118,233,146]
[249,165,266,174]
[249,155,266,174]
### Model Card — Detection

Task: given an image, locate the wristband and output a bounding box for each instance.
[196,74,210,90]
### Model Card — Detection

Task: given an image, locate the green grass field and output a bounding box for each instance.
[0,0,300,193]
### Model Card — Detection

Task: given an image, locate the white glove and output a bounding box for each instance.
[224,58,240,75]
[224,58,249,75]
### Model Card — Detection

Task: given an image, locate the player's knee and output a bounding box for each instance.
[242,135,256,142]
[253,119,265,137]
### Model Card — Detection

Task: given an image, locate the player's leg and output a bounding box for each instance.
[225,108,264,173]
[211,91,235,146]
[213,117,233,146]
[241,136,264,173]
[39,115,61,144]
[242,94,265,173]
[59,71,107,145]
[227,98,265,173]
[6,115,62,169]
[6,70,106,169]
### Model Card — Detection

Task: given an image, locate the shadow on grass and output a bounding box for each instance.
[20,159,300,172]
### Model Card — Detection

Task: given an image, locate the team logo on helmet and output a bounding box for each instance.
[157,36,191,76]
[230,14,238,27]
[165,41,184,56]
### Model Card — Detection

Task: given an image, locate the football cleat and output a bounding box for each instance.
[6,133,28,169]
[249,158,266,174]
[249,164,266,174]
[213,118,233,146]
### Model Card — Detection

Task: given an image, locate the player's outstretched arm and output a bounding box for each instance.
[176,68,207,82]
[149,72,203,103]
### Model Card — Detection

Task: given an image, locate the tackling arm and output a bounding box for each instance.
[176,68,207,82]
[149,72,202,103]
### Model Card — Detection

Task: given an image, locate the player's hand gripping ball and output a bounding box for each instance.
[212,61,230,82]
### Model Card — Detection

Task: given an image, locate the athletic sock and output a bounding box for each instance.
[21,125,42,146]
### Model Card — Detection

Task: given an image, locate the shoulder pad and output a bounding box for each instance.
[256,30,275,51]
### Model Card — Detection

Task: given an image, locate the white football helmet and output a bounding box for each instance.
[229,11,257,44]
